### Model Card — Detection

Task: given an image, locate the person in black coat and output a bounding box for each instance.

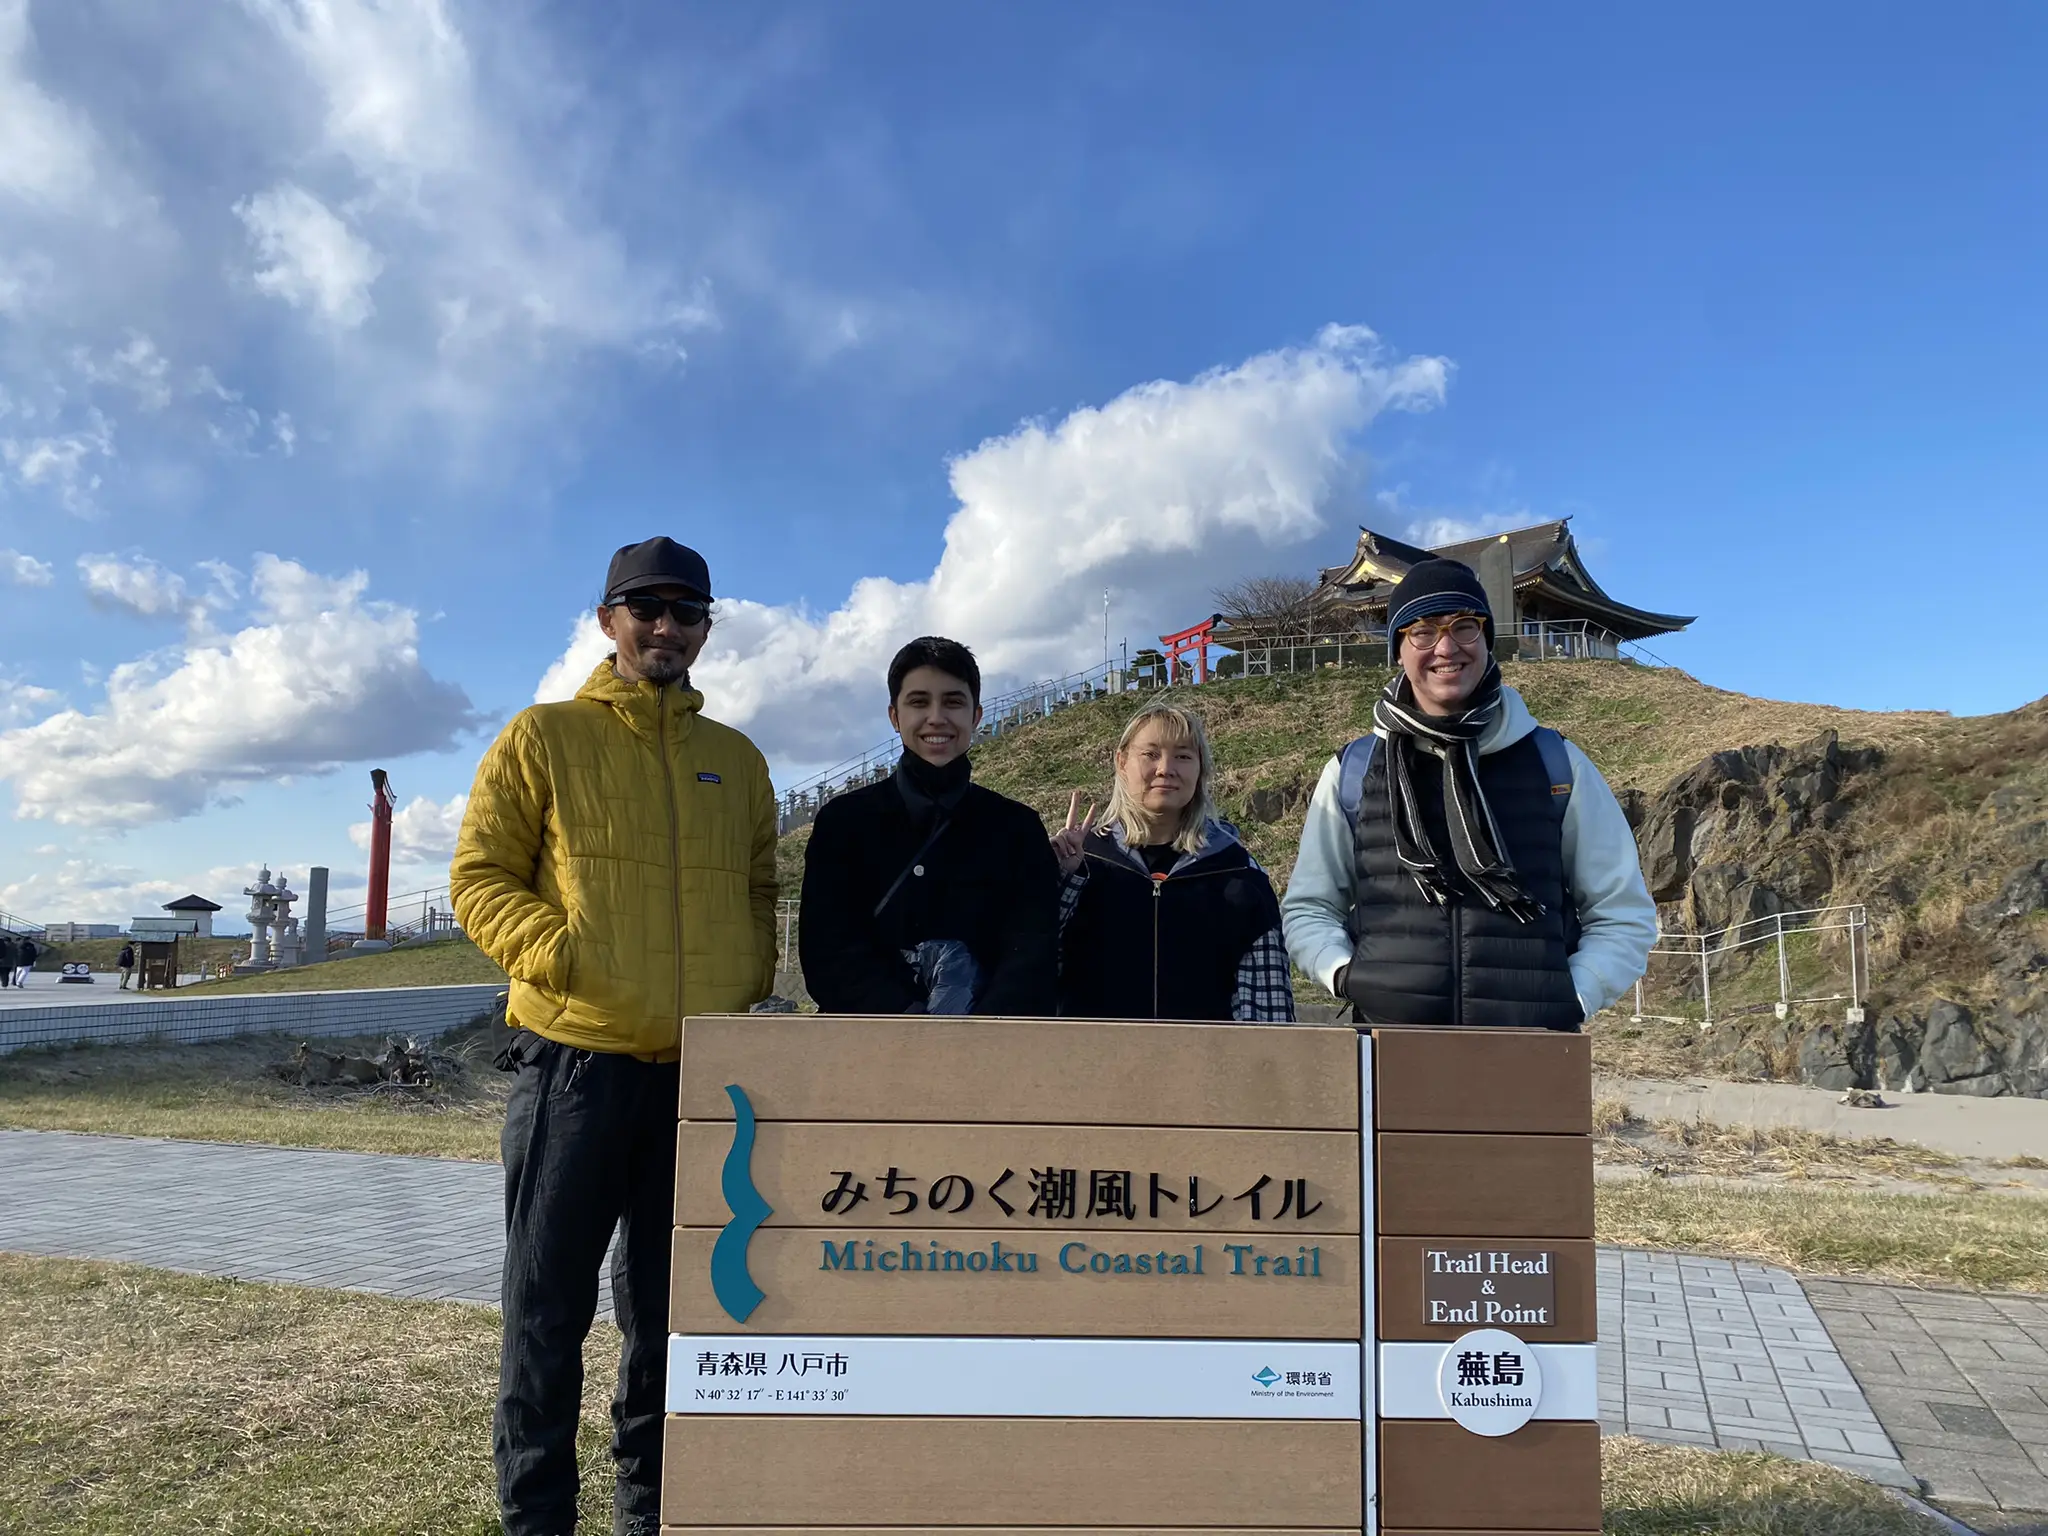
[1053,700,1295,1022]
[800,636,1059,1015]
[0,932,14,988]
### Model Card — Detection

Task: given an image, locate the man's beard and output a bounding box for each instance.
[636,647,691,686]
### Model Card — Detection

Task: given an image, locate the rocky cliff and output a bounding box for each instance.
[1627,701,2048,1098]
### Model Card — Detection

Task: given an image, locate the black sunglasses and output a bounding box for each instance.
[610,594,710,626]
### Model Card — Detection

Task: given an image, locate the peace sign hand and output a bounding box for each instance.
[1050,790,1098,875]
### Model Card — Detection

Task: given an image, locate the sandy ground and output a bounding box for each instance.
[1603,1074,2048,1163]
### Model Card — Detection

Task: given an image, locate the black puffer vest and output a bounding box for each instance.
[1345,732,1581,1029]
[1060,826,1280,1021]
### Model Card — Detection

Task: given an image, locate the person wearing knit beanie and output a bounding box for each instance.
[1385,557,1495,662]
[1282,556,1657,1032]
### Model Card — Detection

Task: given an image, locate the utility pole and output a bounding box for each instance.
[1102,588,1110,675]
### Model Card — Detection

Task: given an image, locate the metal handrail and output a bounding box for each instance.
[0,908,44,937]
[1219,617,1667,672]
[324,884,460,947]
[1633,904,1869,1025]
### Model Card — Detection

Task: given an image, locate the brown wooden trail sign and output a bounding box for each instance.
[664,1016,1597,1535]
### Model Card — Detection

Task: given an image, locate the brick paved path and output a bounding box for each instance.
[1808,1277,2048,1515]
[1599,1247,1908,1486]
[13,1126,2045,1509]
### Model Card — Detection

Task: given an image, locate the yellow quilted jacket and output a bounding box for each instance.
[450,660,778,1059]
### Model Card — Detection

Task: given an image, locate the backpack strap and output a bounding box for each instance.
[1335,734,1378,831]
[1532,726,1574,819]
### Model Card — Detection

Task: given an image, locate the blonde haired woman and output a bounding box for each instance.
[1051,699,1295,1021]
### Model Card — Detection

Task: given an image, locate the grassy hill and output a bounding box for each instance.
[163,939,505,996]
[777,659,1956,897]
[27,935,247,976]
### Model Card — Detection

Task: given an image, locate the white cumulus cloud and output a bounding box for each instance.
[0,0,106,212]
[348,790,468,867]
[537,325,1450,769]
[2,549,53,586]
[3,407,113,515]
[0,677,60,727]
[0,553,479,826]
[236,182,383,328]
[232,0,712,426]
[77,551,190,619]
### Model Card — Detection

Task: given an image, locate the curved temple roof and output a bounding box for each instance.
[1313,519,1693,641]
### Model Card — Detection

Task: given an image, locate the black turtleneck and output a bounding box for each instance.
[800,747,1057,1017]
[893,750,973,830]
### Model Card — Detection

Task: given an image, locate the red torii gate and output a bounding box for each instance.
[1159,616,1219,685]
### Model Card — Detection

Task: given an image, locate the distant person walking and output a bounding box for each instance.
[450,537,778,1536]
[11,936,36,988]
[0,932,14,987]
[1283,558,1655,1029]
[800,636,1059,1015]
[117,941,137,989]
[1053,700,1294,1022]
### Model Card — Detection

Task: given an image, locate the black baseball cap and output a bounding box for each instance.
[604,537,712,603]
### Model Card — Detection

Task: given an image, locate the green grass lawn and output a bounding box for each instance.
[168,938,505,995]
[28,935,247,977]
[0,1254,1943,1536]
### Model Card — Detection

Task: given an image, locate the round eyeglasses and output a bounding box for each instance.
[1402,615,1486,650]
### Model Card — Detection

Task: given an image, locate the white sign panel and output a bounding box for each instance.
[669,1334,1363,1419]
[1379,1339,1598,1424]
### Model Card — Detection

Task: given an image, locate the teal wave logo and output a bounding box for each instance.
[711,1082,772,1323]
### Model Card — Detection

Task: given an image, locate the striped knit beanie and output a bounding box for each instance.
[1386,558,1494,658]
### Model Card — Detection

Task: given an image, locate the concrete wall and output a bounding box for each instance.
[0,983,504,1055]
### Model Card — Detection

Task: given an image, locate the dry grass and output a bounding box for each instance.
[1597,1177,2048,1290]
[1601,1435,1941,1535]
[0,1026,509,1161]
[1599,1117,1973,1189]
[0,1255,1945,1536]
[783,659,1957,900]
[1594,1092,1638,1134]
[1590,1011,1764,1081]
[0,1254,616,1535]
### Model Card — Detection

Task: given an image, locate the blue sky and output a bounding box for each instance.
[1,1,2044,924]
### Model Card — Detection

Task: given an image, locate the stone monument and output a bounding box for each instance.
[236,866,303,972]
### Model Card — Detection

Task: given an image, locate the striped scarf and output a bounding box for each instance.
[1371,664,1543,923]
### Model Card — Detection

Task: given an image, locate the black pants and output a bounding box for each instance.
[496,1033,679,1536]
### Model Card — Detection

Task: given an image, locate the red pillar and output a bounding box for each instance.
[365,769,395,942]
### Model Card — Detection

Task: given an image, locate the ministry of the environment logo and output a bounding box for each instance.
[1252,1366,1280,1387]
[711,1083,772,1323]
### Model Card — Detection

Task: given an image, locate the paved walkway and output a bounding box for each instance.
[0,971,203,1009]
[1808,1278,2048,1513]
[8,1128,2048,1514]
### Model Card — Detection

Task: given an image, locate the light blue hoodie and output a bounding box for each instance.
[1280,683,1656,1018]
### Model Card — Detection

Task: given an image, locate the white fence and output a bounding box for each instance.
[1226,618,1667,678]
[0,983,504,1055]
[1629,904,1870,1027]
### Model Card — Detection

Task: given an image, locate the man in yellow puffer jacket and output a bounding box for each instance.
[451,536,776,1536]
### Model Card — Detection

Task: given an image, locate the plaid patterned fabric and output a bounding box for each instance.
[1232,925,1297,1022]
[1057,867,1090,931]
